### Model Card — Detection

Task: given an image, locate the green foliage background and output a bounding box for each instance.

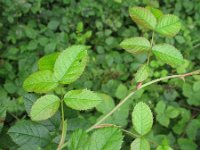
[0,0,200,149]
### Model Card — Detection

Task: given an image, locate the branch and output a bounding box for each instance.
[86,70,200,132]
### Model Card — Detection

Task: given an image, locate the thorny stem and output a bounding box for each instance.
[57,99,66,150]
[86,69,200,132]
[147,31,154,65]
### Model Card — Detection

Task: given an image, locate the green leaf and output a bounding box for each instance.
[129,7,157,30]
[64,89,102,110]
[155,14,181,37]
[115,84,128,99]
[131,138,150,150]
[54,45,88,84]
[193,81,200,91]
[132,102,153,135]
[38,52,60,71]
[30,95,60,121]
[186,119,200,140]
[8,120,50,147]
[0,105,6,133]
[23,93,38,115]
[67,129,89,150]
[147,7,163,20]
[88,127,123,150]
[178,138,197,150]
[166,106,180,118]
[156,145,173,150]
[120,37,151,54]
[152,44,183,66]
[96,93,115,114]
[135,64,150,82]
[23,70,58,93]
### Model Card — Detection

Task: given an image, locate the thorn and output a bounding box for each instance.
[136,82,143,89]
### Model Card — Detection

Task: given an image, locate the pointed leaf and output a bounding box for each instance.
[88,127,123,150]
[8,120,50,147]
[120,37,151,54]
[132,102,153,135]
[152,44,183,66]
[155,14,181,37]
[131,138,150,150]
[64,89,102,110]
[147,7,163,20]
[129,7,157,30]
[30,95,60,121]
[54,45,88,84]
[23,70,58,93]
[38,52,60,71]
[68,129,89,150]
[135,64,150,82]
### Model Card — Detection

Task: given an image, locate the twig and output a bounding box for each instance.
[86,70,200,132]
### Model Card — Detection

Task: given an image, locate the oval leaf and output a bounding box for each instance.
[120,37,151,54]
[135,64,150,82]
[54,45,88,84]
[30,95,60,121]
[129,7,157,30]
[155,14,181,37]
[8,120,50,147]
[132,102,153,135]
[23,70,58,93]
[88,127,123,150]
[64,89,102,110]
[147,6,163,20]
[152,44,183,66]
[131,138,150,150]
[38,52,60,71]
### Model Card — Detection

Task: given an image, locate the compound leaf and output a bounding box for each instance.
[155,14,181,37]
[64,89,102,110]
[132,102,153,135]
[8,120,50,147]
[54,45,88,84]
[135,64,150,82]
[23,70,58,93]
[88,127,123,150]
[152,44,183,66]
[30,95,60,121]
[131,138,150,150]
[120,37,151,54]
[129,7,157,30]
[38,52,60,71]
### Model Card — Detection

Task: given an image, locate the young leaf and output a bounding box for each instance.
[64,89,102,110]
[54,45,88,84]
[8,120,50,147]
[129,7,157,30]
[38,52,60,71]
[132,102,153,135]
[67,129,89,150]
[135,64,150,82]
[23,70,58,93]
[30,95,60,121]
[88,127,123,150]
[155,14,181,37]
[156,145,173,150]
[152,44,183,66]
[120,37,151,54]
[131,138,150,150]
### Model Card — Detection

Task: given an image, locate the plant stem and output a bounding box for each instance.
[57,99,67,150]
[86,69,200,132]
[147,31,154,65]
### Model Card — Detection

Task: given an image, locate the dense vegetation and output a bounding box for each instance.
[0,0,200,149]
